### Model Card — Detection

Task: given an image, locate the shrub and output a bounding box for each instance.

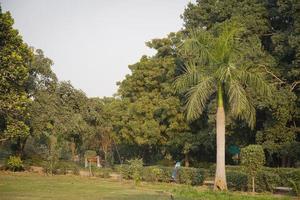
[43,161,80,175]
[158,166,173,182]
[55,162,68,175]
[178,167,193,185]
[118,164,205,185]
[6,156,24,172]
[128,158,143,186]
[178,167,205,185]
[226,171,248,191]
[72,165,80,175]
[208,164,216,177]
[257,170,282,192]
[204,165,300,193]
[240,145,265,192]
[191,168,206,185]
[93,167,112,178]
[256,168,300,193]
[279,168,300,184]
[116,164,131,179]
[143,166,164,182]
[23,156,46,167]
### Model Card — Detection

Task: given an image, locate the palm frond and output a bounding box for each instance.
[174,62,201,93]
[213,22,244,64]
[237,66,273,98]
[180,29,215,65]
[226,79,256,128]
[185,76,216,121]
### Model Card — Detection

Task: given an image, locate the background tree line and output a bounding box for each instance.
[0,0,299,169]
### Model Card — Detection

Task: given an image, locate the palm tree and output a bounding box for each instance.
[175,22,272,191]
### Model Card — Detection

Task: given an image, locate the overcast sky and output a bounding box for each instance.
[1,0,193,97]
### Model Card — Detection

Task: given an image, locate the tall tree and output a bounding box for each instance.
[0,8,32,154]
[182,0,300,166]
[175,22,273,190]
[117,52,189,163]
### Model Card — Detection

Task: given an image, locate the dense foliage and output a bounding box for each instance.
[0,0,299,193]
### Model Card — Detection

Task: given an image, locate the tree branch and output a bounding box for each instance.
[259,65,285,84]
[291,81,300,91]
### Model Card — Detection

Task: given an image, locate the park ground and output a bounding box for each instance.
[0,172,294,200]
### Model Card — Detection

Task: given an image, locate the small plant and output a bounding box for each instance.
[127,158,143,186]
[6,156,24,172]
[240,145,265,193]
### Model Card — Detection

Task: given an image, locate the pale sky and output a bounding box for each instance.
[1,0,193,97]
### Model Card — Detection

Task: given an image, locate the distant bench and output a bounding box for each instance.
[273,187,292,194]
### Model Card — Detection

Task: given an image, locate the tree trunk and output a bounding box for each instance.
[185,153,189,167]
[281,155,287,167]
[214,83,227,191]
[70,141,76,161]
[252,176,255,193]
[287,156,291,167]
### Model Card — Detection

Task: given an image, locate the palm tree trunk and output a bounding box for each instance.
[214,83,227,191]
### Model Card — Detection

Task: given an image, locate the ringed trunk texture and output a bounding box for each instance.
[214,84,227,191]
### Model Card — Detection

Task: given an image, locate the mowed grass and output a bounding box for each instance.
[0,172,293,200]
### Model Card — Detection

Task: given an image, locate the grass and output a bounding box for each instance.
[0,172,293,200]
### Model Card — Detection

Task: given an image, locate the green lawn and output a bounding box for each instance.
[0,172,293,200]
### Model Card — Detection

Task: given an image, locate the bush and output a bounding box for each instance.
[249,167,300,193]
[226,171,248,191]
[6,156,24,172]
[128,158,143,185]
[55,162,68,175]
[159,166,173,182]
[278,168,300,185]
[117,164,205,186]
[43,161,80,175]
[202,165,300,193]
[178,167,205,185]
[240,145,265,192]
[143,166,164,182]
[72,165,80,175]
[116,164,131,179]
[23,156,46,167]
[116,160,144,184]
[191,168,206,185]
[93,167,112,178]
[223,166,300,193]
[255,170,281,192]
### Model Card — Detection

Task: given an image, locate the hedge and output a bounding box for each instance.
[209,165,300,193]
[178,167,206,185]
[226,171,248,191]
[116,165,206,185]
